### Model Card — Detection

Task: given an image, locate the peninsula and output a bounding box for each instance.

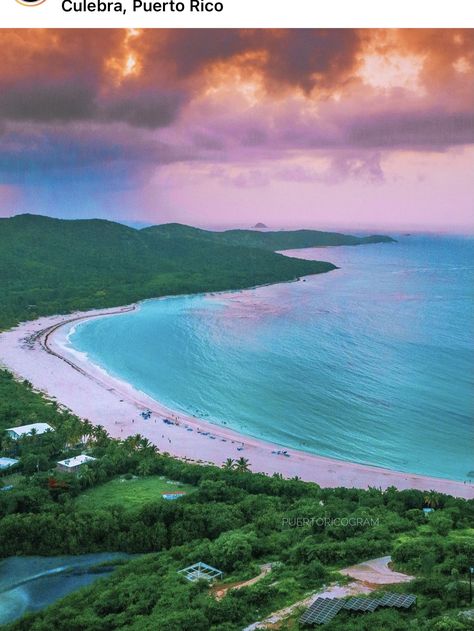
[0,213,394,331]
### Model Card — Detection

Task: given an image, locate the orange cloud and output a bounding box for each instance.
[1,29,472,125]
[0,28,472,223]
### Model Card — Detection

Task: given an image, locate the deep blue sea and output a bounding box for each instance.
[69,235,474,481]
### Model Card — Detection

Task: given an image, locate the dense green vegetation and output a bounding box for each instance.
[143,222,396,250]
[1,370,473,631]
[0,214,395,330]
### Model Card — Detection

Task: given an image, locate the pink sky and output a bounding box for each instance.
[0,29,473,231]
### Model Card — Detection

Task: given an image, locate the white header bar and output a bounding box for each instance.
[2,0,474,28]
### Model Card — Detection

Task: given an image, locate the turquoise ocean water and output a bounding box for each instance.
[69,235,474,481]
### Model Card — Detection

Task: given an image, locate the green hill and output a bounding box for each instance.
[143,222,396,249]
[0,214,394,330]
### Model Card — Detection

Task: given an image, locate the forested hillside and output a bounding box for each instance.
[144,223,396,249]
[0,214,394,330]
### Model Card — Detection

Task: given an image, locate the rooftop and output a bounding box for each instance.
[57,454,97,468]
[5,422,54,438]
[0,457,19,470]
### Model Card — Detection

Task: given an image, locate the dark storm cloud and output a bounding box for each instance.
[100,88,186,129]
[0,30,186,129]
[191,104,474,153]
[0,80,185,129]
[0,29,361,128]
[0,82,97,122]
[0,28,473,202]
[257,29,360,91]
[0,123,196,184]
[146,29,360,91]
[346,110,474,149]
[145,29,246,78]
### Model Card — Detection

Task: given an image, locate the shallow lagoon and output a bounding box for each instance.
[0,553,130,625]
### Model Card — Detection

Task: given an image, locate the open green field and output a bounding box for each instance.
[75,475,195,511]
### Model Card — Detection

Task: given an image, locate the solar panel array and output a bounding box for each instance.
[300,592,416,626]
[342,597,379,612]
[376,593,417,608]
[299,598,345,625]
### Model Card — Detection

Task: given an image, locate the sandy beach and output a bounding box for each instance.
[0,303,472,499]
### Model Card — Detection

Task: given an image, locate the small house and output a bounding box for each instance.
[5,423,54,440]
[0,457,19,471]
[57,454,96,473]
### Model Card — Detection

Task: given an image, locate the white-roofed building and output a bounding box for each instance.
[5,423,54,440]
[0,457,19,470]
[57,454,96,473]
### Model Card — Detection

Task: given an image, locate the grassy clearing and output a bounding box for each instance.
[75,475,195,511]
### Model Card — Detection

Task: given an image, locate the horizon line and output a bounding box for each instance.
[3,211,474,236]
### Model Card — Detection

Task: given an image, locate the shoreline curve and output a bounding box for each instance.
[0,298,473,500]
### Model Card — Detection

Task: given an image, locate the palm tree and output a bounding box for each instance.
[234,457,250,473]
[139,437,157,453]
[424,491,441,509]
[93,425,110,446]
[79,464,97,487]
[124,433,144,452]
[23,427,39,451]
[82,420,94,434]
[222,458,235,471]
[80,420,95,446]
[0,433,16,455]
[64,421,84,449]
